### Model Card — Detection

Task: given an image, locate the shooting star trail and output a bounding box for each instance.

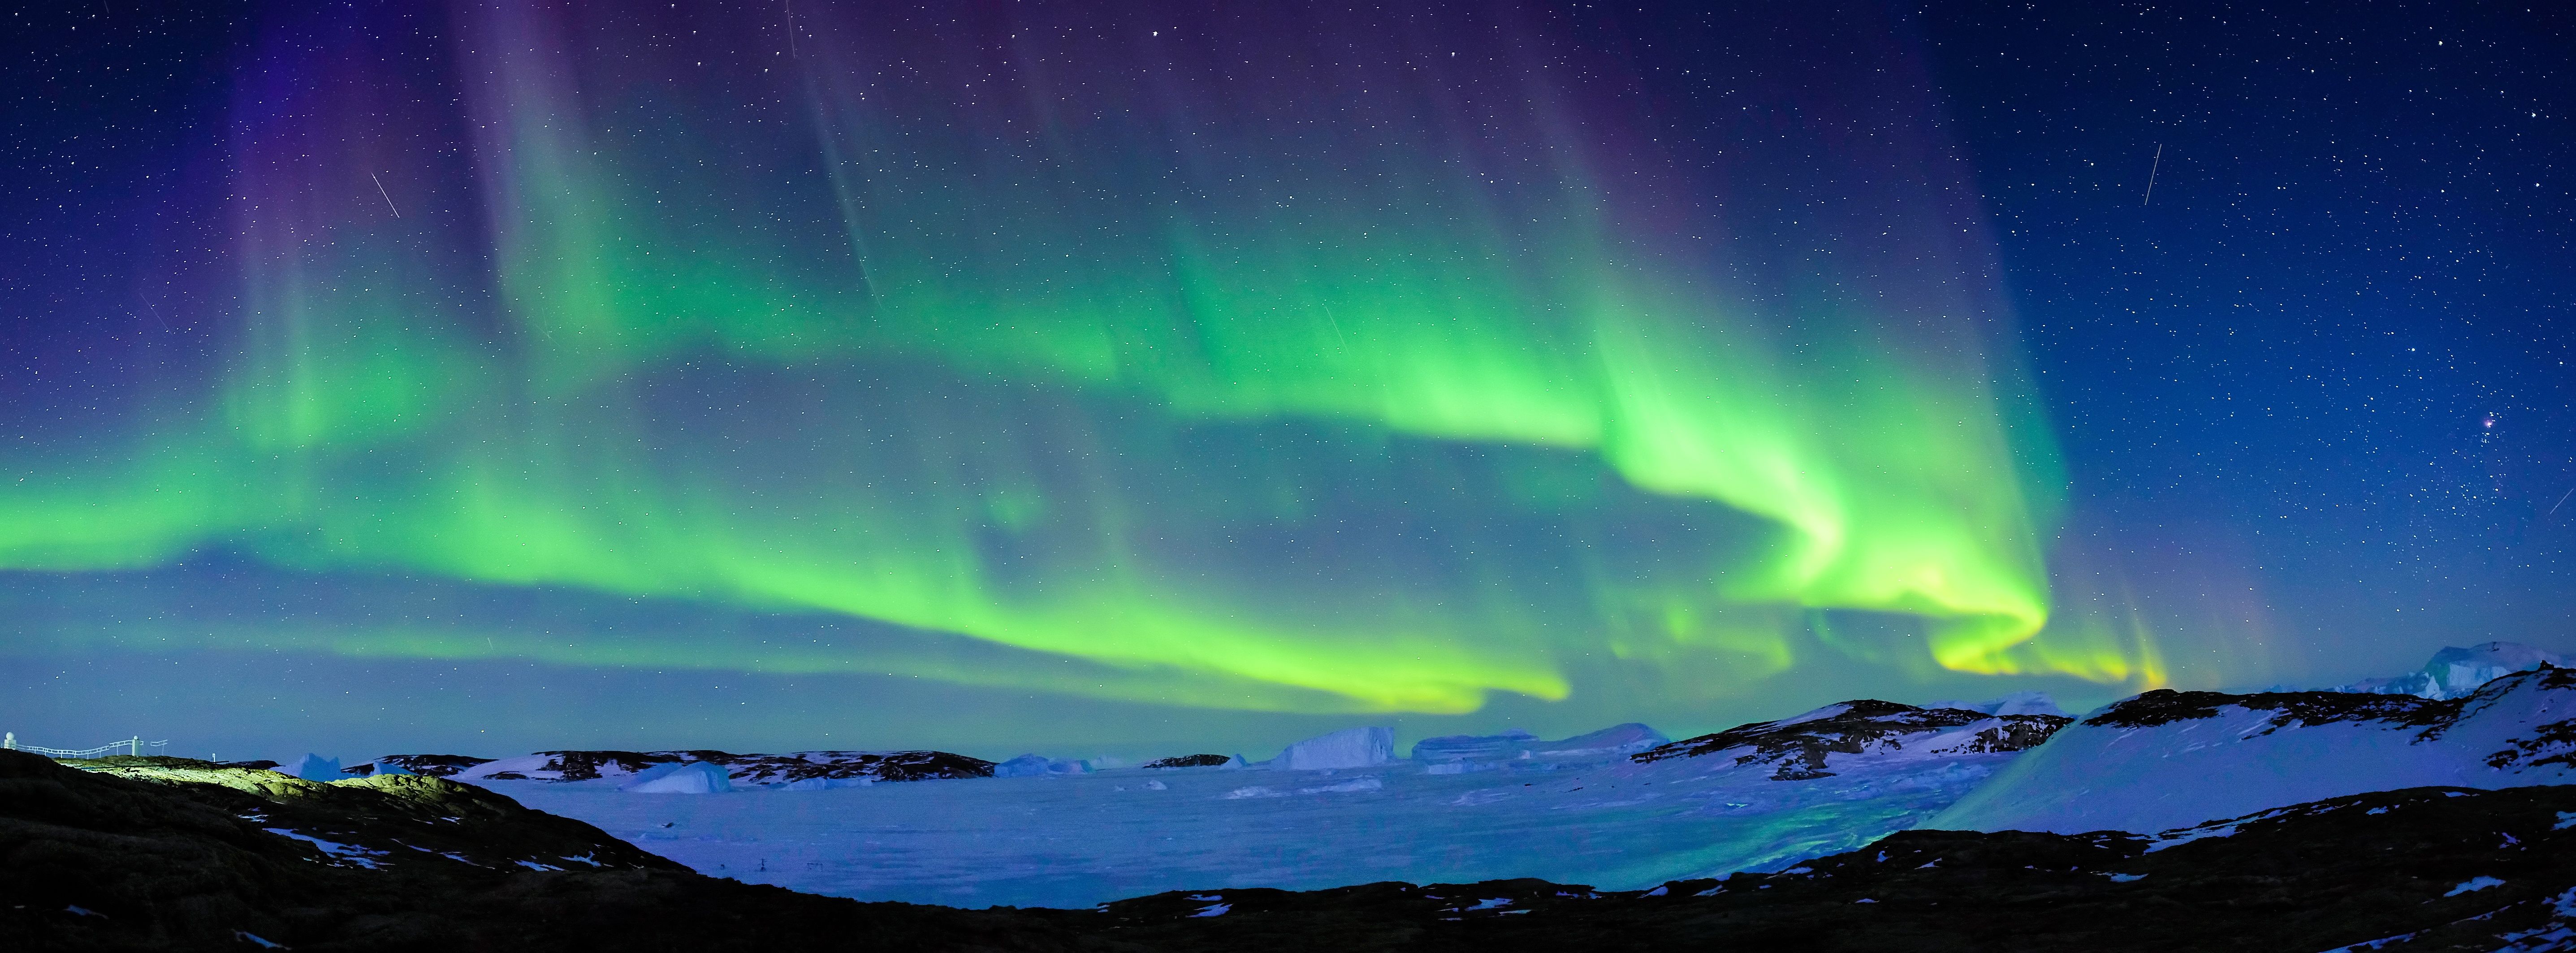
[2546,485,2576,521]
[786,0,797,58]
[2142,143,2163,206]
[371,173,400,218]
[137,291,170,333]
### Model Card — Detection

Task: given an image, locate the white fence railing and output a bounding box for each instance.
[3,732,169,759]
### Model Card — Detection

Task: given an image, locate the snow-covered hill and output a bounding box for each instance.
[1925,665,2576,835]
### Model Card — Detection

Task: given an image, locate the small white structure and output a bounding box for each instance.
[1275,727,1393,771]
[621,761,734,794]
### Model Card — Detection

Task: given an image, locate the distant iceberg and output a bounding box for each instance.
[277,754,345,781]
[621,761,733,794]
[2336,641,2572,700]
[1530,723,1668,756]
[1410,729,1536,764]
[1920,691,2066,718]
[1411,723,1667,773]
[1274,727,1393,770]
[992,754,1092,777]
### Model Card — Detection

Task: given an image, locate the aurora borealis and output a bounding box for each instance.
[8,1,2568,758]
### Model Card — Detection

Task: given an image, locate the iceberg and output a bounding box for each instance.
[2336,642,2573,700]
[278,754,345,781]
[991,754,1091,777]
[1411,729,1537,764]
[1920,691,2066,718]
[620,761,734,794]
[1274,727,1393,771]
[1530,723,1669,756]
[1410,723,1668,771]
[992,754,1051,778]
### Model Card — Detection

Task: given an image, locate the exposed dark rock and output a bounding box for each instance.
[500,749,998,784]
[1632,700,2070,780]
[2491,717,2576,771]
[1142,754,1234,769]
[528,750,674,781]
[710,749,997,784]
[2085,686,2455,730]
[361,754,493,778]
[2085,665,2575,741]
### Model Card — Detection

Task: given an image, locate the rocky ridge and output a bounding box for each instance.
[449,748,997,786]
[1632,698,2072,780]
[1141,754,1234,769]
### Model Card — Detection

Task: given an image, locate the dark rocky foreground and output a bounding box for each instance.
[4,749,2572,952]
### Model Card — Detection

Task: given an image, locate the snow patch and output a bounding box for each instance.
[1298,777,1384,795]
[265,827,387,868]
[2444,875,2505,897]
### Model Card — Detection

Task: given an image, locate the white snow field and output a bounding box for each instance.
[466,704,2058,909]
[1925,664,2576,836]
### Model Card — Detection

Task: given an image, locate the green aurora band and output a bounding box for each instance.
[0,0,2161,714]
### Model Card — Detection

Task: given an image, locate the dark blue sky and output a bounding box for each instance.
[2,1,2569,760]
[1920,0,2574,677]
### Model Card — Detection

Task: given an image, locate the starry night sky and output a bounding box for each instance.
[1916,0,2574,681]
[2,1,2569,762]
